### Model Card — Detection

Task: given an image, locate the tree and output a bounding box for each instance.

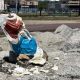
[4,0,10,4]
[79,1,80,16]
[38,1,48,16]
[4,0,10,12]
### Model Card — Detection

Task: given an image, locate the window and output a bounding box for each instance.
[30,2,34,5]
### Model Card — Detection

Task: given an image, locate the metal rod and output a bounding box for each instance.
[16,0,18,13]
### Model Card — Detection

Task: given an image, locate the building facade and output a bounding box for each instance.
[20,0,38,6]
[59,0,80,16]
[6,0,38,6]
[67,0,79,6]
[20,0,38,13]
[5,0,38,13]
[61,0,80,10]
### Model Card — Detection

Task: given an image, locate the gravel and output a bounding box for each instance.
[0,25,80,80]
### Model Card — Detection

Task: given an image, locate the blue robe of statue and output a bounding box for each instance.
[11,31,37,56]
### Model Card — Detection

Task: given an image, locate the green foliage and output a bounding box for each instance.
[38,1,48,10]
[38,1,48,16]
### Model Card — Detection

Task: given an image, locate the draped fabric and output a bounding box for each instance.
[11,36,37,55]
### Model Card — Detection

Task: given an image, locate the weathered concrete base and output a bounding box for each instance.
[0,25,80,80]
[0,50,80,80]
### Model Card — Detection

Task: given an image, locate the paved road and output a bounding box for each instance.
[26,23,80,32]
[0,23,80,34]
[23,20,80,24]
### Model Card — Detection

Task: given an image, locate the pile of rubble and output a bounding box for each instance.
[33,24,80,53]
[1,24,80,80]
[1,24,80,53]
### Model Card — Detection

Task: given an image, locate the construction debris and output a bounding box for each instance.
[12,66,50,76]
[12,65,32,76]
[1,24,80,80]
[54,24,73,39]
[52,65,58,71]
[54,57,59,60]
[40,69,49,73]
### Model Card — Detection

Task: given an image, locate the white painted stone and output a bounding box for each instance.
[52,65,58,71]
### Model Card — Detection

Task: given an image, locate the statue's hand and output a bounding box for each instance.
[19,31,25,35]
[17,54,30,61]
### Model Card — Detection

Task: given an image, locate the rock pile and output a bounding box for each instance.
[1,24,80,80]
[34,24,80,53]
[1,24,80,52]
[0,37,10,51]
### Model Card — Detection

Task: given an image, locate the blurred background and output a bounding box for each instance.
[0,0,80,19]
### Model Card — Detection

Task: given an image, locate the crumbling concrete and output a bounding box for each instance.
[0,37,10,51]
[0,25,80,80]
[54,24,73,39]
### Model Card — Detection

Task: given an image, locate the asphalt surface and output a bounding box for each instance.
[26,23,80,32]
[0,23,80,34]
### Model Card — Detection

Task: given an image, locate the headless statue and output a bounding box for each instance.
[1,13,48,65]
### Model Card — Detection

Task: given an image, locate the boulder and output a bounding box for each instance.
[54,24,73,39]
[57,52,80,78]
[61,30,80,52]
[0,37,10,51]
[35,32,65,52]
[0,51,9,60]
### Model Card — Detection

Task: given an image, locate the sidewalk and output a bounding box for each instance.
[23,20,80,25]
